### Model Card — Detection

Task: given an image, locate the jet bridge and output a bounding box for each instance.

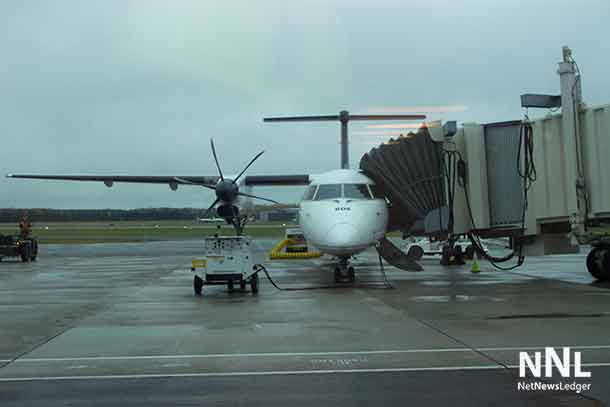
[361,46,610,279]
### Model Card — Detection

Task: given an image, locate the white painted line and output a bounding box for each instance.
[10,344,610,363]
[0,365,504,382]
[3,363,610,382]
[11,348,467,362]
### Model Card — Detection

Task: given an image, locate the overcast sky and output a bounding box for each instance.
[1,0,609,209]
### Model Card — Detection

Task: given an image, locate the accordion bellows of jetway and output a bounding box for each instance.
[360,127,445,234]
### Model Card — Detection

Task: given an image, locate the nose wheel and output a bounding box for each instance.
[334,259,355,283]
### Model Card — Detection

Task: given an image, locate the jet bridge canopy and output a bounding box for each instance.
[359,127,445,234]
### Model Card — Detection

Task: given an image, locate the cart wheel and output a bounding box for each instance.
[193,275,203,295]
[228,280,234,292]
[251,273,259,294]
[240,280,246,290]
[348,266,355,282]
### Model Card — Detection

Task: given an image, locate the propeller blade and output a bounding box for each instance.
[210,139,224,181]
[203,197,220,218]
[233,150,264,184]
[173,177,216,190]
[237,191,280,205]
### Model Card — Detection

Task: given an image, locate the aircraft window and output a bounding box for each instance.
[369,183,386,199]
[302,185,317,201]
[343,184,372,199]
[314,184,342,200]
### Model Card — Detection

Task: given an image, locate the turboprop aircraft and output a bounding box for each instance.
[7,110,425,282]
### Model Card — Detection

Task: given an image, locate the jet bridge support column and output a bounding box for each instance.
[558,46,587,243]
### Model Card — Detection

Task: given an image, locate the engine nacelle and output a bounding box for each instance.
[217,204,239,219]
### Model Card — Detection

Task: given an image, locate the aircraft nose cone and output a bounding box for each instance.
[325,223,360,246]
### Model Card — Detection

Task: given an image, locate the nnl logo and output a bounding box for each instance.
[519,347,591,378]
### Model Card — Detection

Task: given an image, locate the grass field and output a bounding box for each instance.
[0,220,296,244]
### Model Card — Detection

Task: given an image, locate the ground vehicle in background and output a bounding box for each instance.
[284,227,308,253]
[404,236,488,261]
[0,235,38,262]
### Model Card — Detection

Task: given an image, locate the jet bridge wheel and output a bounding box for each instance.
[193,275,203,295]
[586,247,610,281]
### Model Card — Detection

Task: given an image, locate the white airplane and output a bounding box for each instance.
[7,111,425,282]
[299,169,388,281]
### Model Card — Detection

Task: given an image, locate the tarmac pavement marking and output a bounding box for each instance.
[2,363,610,382]
[2,344,610,364]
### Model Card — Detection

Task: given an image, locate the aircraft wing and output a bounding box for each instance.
[5,173,310,189]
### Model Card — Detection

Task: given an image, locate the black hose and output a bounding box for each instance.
[254,263,393,291]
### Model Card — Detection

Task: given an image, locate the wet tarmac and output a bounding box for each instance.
[0,239,609,406]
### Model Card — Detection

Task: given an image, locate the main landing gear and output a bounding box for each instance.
[334,258,355,283]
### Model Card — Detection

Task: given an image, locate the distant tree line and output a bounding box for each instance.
[0,204,298,223]
[0,208,201,222]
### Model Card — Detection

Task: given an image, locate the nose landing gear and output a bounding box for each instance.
[334,258,356,283]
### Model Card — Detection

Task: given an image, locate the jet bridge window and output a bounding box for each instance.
[314,184,342,200]
[343,184,372,199]
[302,185,317,201]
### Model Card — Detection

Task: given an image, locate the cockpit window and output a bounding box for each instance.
[302,185,317,201]
[314,184,342,200]
[343,183,372,199]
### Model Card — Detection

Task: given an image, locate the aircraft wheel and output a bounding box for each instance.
[240,280,246,290]
[193,275,203,295]
[250,273,259,294]
[348,266,355,282]
[587,247,610,281]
